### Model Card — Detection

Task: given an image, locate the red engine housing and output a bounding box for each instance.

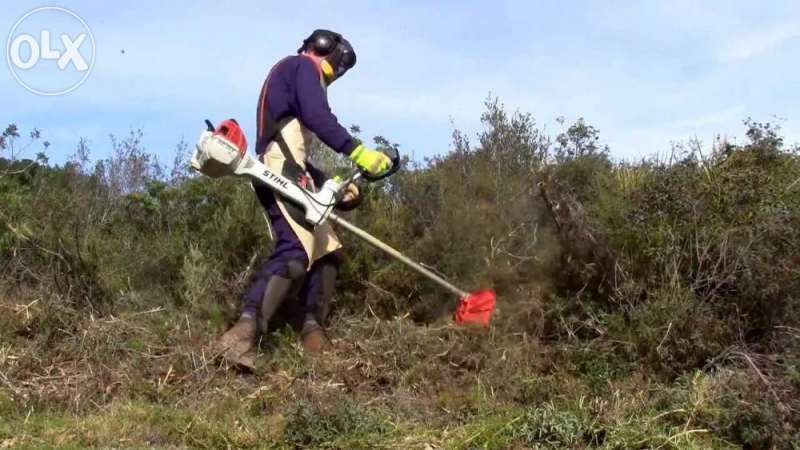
[213,119,247,155]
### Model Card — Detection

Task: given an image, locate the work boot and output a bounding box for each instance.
[236,349,257,370]
[215,316,257,369]
[300,318,330,353]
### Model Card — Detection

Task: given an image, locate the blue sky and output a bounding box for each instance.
[2,1,799,166]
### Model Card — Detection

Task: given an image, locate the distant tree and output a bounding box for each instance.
[0,123,49,178]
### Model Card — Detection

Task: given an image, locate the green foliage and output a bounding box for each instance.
[1,104,798,448]
[283,400,394,448]
[585,123,800,365]
[181,243,220,308]
[657,369,797,449]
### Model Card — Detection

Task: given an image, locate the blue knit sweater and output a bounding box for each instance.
[256,55,357,156]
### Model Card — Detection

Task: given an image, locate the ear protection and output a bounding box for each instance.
[305,29,338,56]
[298,29,357,82]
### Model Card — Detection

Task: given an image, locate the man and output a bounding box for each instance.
[216,29,392,367]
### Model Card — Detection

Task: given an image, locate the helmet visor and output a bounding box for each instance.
[328,38,356,80]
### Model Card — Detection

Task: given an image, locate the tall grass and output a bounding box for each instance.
[1,104,798,448]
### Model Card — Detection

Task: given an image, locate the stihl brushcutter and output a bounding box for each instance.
[191,119,496,326]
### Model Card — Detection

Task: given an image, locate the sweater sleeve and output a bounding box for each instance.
[294,58,358,156]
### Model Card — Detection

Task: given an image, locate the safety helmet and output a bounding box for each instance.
[298,29,356,83]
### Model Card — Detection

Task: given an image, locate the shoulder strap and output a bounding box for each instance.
[256,56,325,167]
[270,118,299,166]
[256,56,293,156]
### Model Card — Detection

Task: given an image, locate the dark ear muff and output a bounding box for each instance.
[304,29,341,56]
[298,29,355,81]
[313,32,336,55]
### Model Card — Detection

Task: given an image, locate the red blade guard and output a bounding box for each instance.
[454,289,496,327]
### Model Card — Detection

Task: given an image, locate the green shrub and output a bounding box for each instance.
[284,400,394,448]
[1,106,798,448]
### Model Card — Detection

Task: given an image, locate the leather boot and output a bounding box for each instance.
[300,316,330,353]
[215,316,257,369]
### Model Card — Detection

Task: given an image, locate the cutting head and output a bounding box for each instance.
[454,290,496,327]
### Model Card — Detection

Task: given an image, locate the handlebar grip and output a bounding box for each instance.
[360,146,401,182]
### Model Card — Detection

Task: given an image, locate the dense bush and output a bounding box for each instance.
[1,101,798,447]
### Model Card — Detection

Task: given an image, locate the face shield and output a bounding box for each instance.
[320,37,356,83]
[300,30,357,84]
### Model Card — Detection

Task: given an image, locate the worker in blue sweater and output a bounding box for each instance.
[216,29,392,367]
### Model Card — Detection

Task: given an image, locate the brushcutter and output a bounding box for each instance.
[191,119,496,326]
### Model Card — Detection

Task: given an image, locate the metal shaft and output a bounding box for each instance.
[328,212,468,298]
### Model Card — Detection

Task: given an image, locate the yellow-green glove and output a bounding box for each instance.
[348,144,392,176]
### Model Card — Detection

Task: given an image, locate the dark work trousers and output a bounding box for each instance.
[242,183,339,327]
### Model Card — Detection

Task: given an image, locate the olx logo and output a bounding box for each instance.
[6,7,95,96]
[9,30,89,71]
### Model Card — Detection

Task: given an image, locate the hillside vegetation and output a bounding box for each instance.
[1,100,799,449]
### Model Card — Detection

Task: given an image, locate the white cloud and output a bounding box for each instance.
[611,105,753,160]
[677,105,747,128]
[717,20,800,62]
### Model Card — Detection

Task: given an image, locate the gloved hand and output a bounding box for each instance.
[341,183,360,204]
[348,144,392,176]
[334,180,362,211]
